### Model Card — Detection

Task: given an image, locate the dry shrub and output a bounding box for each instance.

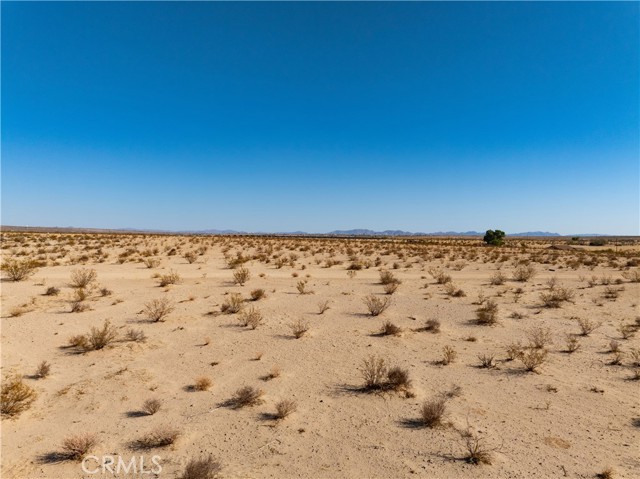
[296,280,312,294]
[597,467,615,479]
[87,320,118,350]
[193,377,212,391]
[360,356,388,390]
[517,349,547,372]
[363,294,392,316]
[134,426,180,449]
[317,300,330,314]
[513,264,536,282]
[420,397,447,427]
[70,268,97,288]
[564,335,581,353]
[444,283,466,297]
[476,300,499,325]
[250,289,266,301]
[233,266,250,285]
[489,271,506,285]
[622,269,640,282]
[540,286,575,308]
[227,386,264,409]
[184,251,198,264]
[441,345,457,365]
[379,270,397,285]
[143,258,160,269]
[462,430,494,465]
[44,286,60,296]
[142,398,162,415]
[144,298,175,322]
[526,326,553,349]
[1,375,37,417]
[289,318,310,338]
[384,282,400,295]
[274,399,298,420]
[126,328,147,342]
[221,293,244,314]
[386,366,412,391]
[505,342,523,361]
[477,353,496,368]
[180,455,222,479]
[424,319,441,333]
[158,270,181,287]
[60,433,99,460]
[576,317,601,336]
[34,361,51,379]
[1,258,38,281]
[238,307,263,329]
[380,321,402,336]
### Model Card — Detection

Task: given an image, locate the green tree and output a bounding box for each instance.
[483,229,505,246]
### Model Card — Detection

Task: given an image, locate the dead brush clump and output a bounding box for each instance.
[441,345,458,365]
[126,328,147,343]
[193,377,213,391]
[526,326,553,349]
[179,455,222,479]
[462,429,496,465]
[383,282,400,295]
[517,348,548,373]
[476,300,499,325]
[221,293,244,314]
[363,294,392,316]
[143,258,161,269]
[158,270,181,287]
[444,282,466,297]
[144,298,175,322]
[539,286,575,308]
[380,321,402,336]
[238,307,263,329]
[2,258,39,282]
[564,335,581,353]
[359,356,412,393]
[233,266,250,285]
[317,300,330,314]
[250,289,266,301]
[70,268,97,289]
[59,433,99,460]
[142,398,162,415]
[576,317,602,336]
[44,286,60,296]
[289,318,310,338]
[424,319,441,333]
[274,399,298,420]
[133,426,181,449]
[419,397,448,427]
[68,320,118,352]
[1,375,37,417]
[34,361,51,379]
[513,264,536,282]
[489,271,507,285]
[477,353,496,368]
[225,386,264,409]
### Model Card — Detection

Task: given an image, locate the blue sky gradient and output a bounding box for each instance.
[2,2,638,234]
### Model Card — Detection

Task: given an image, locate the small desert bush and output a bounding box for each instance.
[363,294,392,316]
[379,270,397,285]
[476,300,499,325]
[1,258,38,281]
[441,345,457,365]
[420,397,447,427]
[517,348,548,372]
[360,356,388,390]
[87,320,118,350]
[317,300,330,314]
[1,375,37,417]
[622,269,640,283]
[221,293,244,314]
[238,307,263,329]
[143,258,160,269]
[180,455,222,479]
[477,353,496,368]
[60,433,99,460]
[386,366,412,391]
[380,321,402,336]
[462,430,494,465]
[193,377,213,391]
[513,264,536,282]
[424,319,441,333]
[184,251,198,264]
[44,286,60,296]
[526,326,553,349]
[384,282,400,295]
[540,286,575,308]
[227,386,264,409]
[126,328,147,342]
[70,268,97,288]
[134,426,181,449]
[34,361,51,379]
[144,298,175,322]
[289,318,310,338]
[564,335,581,353]
[274,399,298,420]
[250,289,266,301]
[576,317,601,336]
[296,280,313,294]
[158,270,181,287]
[489,271,507,285]
[233,266,250,285]
[142,398,162,415]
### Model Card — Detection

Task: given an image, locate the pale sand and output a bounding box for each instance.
[1,233,638,478]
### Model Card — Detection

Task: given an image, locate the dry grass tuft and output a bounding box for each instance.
[144,298,175,322]
[1,258,38,281]
[221,293,244,314]
[193,377,213,391]
[226,386,264,409]
[476,300,499,325]
[142,398,162,415]
[420,397,447,427]
[1,375,37,417]
[274,399,298,420]
[180,455,222,479]
[363,294,392,316]
[133,426,181,449]
[60,433,99,460]
[289,318,310,338]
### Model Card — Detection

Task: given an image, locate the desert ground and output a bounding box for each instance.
[1,231,639,479]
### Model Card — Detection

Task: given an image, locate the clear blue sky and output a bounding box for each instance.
[2,2,638,234]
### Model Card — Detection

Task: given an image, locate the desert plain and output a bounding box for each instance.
[1,231,639,478]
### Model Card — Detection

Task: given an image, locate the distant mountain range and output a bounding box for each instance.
[2,225,615,237]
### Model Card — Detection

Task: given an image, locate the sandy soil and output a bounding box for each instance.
[1,233,639,478]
